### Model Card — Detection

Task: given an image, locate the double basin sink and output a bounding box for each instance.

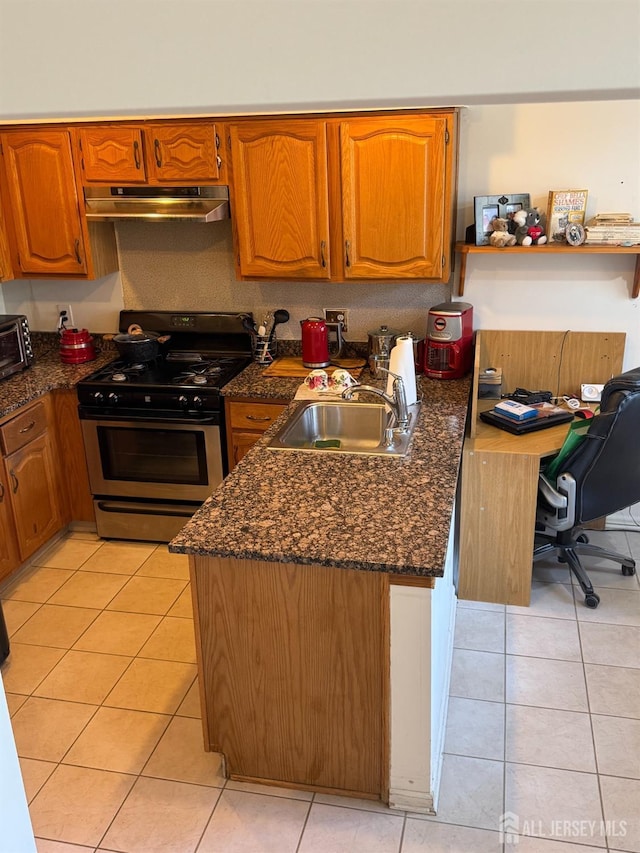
[267,399,419,457]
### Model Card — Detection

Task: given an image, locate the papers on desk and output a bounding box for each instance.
[480,402,574,434]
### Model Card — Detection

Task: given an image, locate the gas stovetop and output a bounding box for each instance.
[77,310,253,415]
[81,353,250,391]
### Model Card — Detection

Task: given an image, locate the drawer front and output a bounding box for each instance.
[228,401,286,433]
[1,401,47,455]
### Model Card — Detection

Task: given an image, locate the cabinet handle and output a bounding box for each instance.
[133,139,141,170]
[154,138,162,168]
[19,420,35,434]
[74,239,83,265]
[320,240,327,268]
[0,480,4,501]
[216,155,222,170]
[10,470,18,494]
[246,415,272,422]
[345,240,351,268]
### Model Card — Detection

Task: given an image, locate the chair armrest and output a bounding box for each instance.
[538,472,567,510]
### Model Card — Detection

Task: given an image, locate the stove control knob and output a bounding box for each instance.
[178,395,189,409]
[107,392,119,406]
[92,392,105,405]
[192,396,203,409]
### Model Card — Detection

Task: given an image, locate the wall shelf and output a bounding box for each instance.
[454,242,640,299]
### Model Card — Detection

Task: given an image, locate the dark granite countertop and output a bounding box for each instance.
[0,333,116,420]
[171,367,471,578]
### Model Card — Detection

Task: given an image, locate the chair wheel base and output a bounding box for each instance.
[584,593,600,608]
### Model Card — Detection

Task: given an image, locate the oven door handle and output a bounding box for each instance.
[78,410,219,426]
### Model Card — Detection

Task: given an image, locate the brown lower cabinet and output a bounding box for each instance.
[0,391,94,584]
[225,398,288,470]
[191,555,387,798]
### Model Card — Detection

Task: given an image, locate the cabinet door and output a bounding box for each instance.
[0,202,12,282]
[226,400,287,471]
[340,116,447,280]
[229,119,331,279]
[51,390,94,524]
[1,130,88,275]
[5,431,64,561]
[147,123,220,182]
[0,466,20,582]
[78,126,146,183]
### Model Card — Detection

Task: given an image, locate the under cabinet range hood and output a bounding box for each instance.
[84,186,230,223]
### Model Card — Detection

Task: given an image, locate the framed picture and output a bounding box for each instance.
[474,193,531,246]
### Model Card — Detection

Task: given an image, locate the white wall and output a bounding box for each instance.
[456,101,640,371]
[0,1,638,119]
[0,673,36,852]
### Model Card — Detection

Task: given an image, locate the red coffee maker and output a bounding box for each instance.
[423,301,473,379]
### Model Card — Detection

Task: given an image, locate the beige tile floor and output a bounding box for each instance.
[1,528,639,853]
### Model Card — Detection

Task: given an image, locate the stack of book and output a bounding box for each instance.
[585,213,640,246]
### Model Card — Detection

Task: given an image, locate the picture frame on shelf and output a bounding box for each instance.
[547,189,588,243]
[473,194,531,246]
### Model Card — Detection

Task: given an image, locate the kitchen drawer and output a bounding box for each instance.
[228,401,287,433]
[0,400,47,455]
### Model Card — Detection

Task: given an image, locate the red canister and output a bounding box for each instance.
[59,328,97,364]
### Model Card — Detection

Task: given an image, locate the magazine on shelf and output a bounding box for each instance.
[585,221,640,245]
[547,189,589,243]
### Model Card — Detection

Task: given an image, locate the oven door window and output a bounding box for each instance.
[0,327,20,371]
[97,425,208,486]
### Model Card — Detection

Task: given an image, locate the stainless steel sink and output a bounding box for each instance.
[267,400,418,457]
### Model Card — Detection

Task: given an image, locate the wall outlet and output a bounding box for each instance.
[56,303,74,329]
[324,309,348,333]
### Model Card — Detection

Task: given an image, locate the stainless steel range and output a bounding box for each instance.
[77,310,253,542]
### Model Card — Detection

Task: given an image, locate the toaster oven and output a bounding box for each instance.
[0,314,34,380]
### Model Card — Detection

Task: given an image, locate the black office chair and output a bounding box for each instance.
[534,367,639,608]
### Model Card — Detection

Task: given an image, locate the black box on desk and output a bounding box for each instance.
[478,367,502,399]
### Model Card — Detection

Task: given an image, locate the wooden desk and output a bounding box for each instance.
[458,329,625,606]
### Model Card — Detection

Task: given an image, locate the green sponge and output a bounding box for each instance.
[314,439,341,449]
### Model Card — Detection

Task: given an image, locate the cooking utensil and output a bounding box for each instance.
[258,308,289,363]
[268,309,290,347]
[241,315,257,337]
[103,324,171,362]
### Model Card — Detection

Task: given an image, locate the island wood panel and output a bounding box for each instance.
[191,555,387,798]
[458,447,541,606]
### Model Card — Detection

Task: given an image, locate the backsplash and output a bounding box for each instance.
[115,221,451,343]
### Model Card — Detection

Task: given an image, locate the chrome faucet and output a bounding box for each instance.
[342,367,410,445]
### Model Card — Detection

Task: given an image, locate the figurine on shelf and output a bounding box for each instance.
[513,208,547,246]
[489,217,517,248]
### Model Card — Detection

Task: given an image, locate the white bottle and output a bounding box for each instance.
[387,335,417,406]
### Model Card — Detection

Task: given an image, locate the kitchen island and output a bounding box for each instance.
[170,369,470,812]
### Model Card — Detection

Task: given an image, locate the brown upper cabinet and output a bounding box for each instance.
[228,110,458,283]
[76,122,223,185]
[0,128,118,279]
[0,201,12,282]
[229,119,331,279]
